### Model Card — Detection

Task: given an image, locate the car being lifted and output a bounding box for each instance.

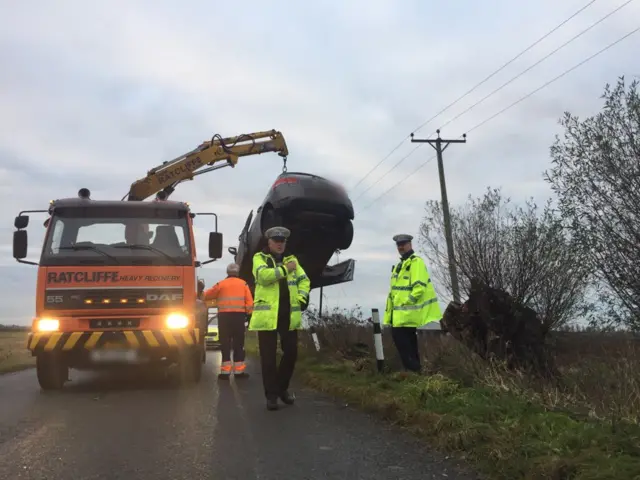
[229,171,356,294]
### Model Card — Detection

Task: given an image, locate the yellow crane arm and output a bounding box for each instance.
[125,129,289,201]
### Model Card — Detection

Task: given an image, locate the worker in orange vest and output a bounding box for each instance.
[201,263,254,379]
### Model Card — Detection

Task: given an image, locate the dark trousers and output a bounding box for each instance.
[258,328,298,398]
[391,327,421,372]
[218,312,246,363]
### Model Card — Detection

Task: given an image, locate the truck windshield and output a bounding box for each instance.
[41,206,193,266]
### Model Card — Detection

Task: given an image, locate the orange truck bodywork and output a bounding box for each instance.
[14,195,221,390]
[28,264,201,356]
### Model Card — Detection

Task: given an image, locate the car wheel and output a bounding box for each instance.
[336,220,354,250]
[261,204,282,232]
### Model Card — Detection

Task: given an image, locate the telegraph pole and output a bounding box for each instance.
[410,129,467,304]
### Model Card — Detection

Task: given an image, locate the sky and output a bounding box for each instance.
[0,0,639,326]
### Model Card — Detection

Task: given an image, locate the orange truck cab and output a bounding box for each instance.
[12,189,223,390]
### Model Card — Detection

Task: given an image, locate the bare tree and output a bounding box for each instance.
[419,187,591,333]
[544,76,640,331]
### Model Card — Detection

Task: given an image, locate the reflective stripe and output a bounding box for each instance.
[220,361,232,375]
[274,266,284,279]
[392,297,438,311]
[233,362,246,373]
[392,279,430,291]
[217,294,249,312]
[253,304,272,311]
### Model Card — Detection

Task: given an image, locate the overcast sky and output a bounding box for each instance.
[1,0,639,326]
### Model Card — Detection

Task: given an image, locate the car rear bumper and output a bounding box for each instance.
[27,329,202,356]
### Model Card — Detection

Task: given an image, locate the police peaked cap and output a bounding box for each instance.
[265,226,290,240]
[392,234,413,243]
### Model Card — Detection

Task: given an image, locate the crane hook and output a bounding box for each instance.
[282,156,288,173]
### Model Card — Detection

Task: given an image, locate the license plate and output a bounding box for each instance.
[90,349,138,363]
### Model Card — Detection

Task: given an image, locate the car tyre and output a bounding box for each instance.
[336,220,354,250]
[261,204,283,232]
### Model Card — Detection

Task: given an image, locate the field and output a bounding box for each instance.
[0,329,34,374]
[248,324,640,480]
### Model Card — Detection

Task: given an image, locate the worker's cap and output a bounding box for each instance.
[265,226,290,241]
[392,234,413,244]
[226,263,240,275]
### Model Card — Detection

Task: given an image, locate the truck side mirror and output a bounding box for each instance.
[228,246,237,256]
[13,230,28,259]
[15,215,29,229]
[208,232,223,259]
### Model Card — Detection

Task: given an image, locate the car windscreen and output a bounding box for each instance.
[40,206,193,266]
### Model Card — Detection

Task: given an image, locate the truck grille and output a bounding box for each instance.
[44,287,184,310]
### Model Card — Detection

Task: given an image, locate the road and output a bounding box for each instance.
[0,351,479,480]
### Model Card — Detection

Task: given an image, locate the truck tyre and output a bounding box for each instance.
[36,353,68,391]
[178,347,202,385]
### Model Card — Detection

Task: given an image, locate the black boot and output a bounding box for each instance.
[279,390,295,405]
[266,395,279,411]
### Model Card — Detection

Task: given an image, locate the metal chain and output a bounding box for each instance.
[282,156,288,173]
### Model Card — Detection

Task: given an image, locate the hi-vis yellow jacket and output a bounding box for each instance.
[249,251,311,331]
[383,253,441,328]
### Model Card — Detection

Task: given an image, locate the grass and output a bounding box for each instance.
[245,327,640,480]
[0,330,35,374]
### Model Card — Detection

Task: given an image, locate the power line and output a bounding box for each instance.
[437,0,636,132]
[354,0,632,205]
[412,0,600,136]
[360,25,640,211]
[352,145,425,202]
[348,0,599,193]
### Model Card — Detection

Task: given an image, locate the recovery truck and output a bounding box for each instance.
[12,130,289,390]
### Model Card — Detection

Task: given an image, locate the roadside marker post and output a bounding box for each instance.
[371,308,385,372]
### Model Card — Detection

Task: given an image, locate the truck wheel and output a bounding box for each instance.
[178,348,202,385]
[36,353,68,391]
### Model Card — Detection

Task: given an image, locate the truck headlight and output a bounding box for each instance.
[36,318,59,332]
[166,313,189,329]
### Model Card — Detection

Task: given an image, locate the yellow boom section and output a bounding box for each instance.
[126,129,289,201]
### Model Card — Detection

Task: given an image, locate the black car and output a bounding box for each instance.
[229,171,356,293]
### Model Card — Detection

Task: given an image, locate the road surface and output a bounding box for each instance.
[0,352,479,480]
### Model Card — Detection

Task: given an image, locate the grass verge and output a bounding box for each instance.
[0,331,35,374]
[245,331,640,480]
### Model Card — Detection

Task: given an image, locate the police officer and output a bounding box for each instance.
[383,234,442,373]
[249,226,311,411]
[200,263,253,379]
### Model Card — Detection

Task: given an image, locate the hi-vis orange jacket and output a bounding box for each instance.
[202,276,254,314]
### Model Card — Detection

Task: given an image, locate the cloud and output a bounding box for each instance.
[1,0,639,325]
